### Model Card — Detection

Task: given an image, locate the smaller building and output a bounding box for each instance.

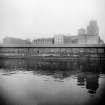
[86,35,99,44]
[54,35,64,44]
[99,39,104,44]
[3,37,31,45]
[32,38,54,45]
[78,28,86,35]
[63,36,72,44]
[78,28,87,44]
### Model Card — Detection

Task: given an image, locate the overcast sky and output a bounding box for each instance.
[0,0,105,42]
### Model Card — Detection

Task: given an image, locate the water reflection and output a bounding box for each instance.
[0,58,105,105]
[77,73,99,95]
[77,73,85,86]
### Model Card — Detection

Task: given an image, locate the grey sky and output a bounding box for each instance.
[0,0,105,42]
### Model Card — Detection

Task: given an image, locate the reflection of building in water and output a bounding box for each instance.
[77,73,85,86]
[77,73,99,95]
[86,74,99,94]
[0,59,27,71]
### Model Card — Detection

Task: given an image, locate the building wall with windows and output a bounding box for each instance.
[32,38,54,45]
[54,35,64,44]
[86,20,99,44]
[78,28,87,44]
[78,21,101,44]
[86,35,99,44]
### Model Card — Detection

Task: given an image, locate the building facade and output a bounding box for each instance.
[78,29,87,44]
[78,20,102,44]
[54,35,64,44]
[32,38,54,45]
[87,20,99,36]
[3,37,31,44]
[86,20,99,44]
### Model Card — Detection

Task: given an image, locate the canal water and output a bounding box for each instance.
[0,58,105,105]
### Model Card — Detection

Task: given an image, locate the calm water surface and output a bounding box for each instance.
[0,58,105,105]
